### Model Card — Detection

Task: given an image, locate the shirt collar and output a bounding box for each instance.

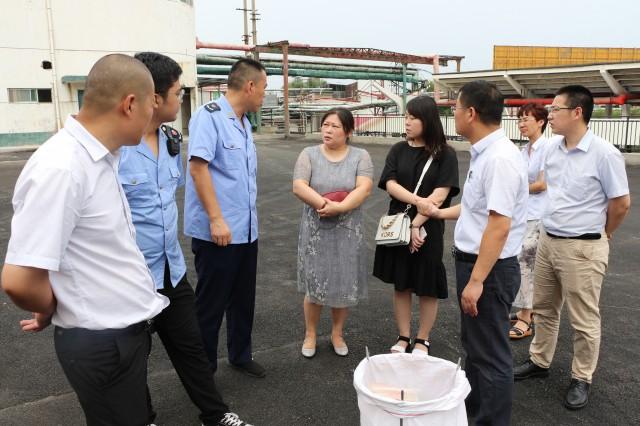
[63,115,110,162]
[218,95,249,134]
[136,128,165,163]
[524,136,547,153]
[471,128,505,158]
[218,95,239,120]
[559,129,593,153]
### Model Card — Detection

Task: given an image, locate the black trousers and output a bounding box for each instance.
[150,265,229,425]
[192,238,258,371]
[455,256,520,426]
[54,323,152,426]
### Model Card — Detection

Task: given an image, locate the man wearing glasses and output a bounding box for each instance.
[514,85,631,410]
[119,52,251,426]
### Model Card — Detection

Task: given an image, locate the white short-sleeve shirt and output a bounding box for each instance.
[521,136,551,221]
[454,129,528,258]
[542,130,629,236]
[5,116,168,330]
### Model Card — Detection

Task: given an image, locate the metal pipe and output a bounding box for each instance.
[45,0,61,130]
[402,63,407,114]
[432,55,440,102]
[196,54,420,75]
[196,40,254,51]
[282,42,290,139]
[197,65,422,83]
[435,94,640,107]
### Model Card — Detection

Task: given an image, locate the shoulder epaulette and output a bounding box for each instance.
[204,102,221,113]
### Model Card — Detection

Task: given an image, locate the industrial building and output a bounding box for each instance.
[0,0,197,147]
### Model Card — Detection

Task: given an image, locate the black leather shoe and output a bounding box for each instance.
[513,359,549,381]
[565,379,590,410]
[230,360,266,378]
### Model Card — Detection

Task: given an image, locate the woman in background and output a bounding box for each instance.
[509,102,550,340]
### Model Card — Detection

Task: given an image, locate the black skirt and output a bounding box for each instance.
[373,218,448,299]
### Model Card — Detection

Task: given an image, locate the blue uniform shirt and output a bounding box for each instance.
[184,95,258,244]
[119,128,186,289]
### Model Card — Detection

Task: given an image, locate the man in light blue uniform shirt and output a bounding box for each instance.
[419,81,528,426]
[514,85,630,411]
[185,58,267,378]
[119,52,251,426]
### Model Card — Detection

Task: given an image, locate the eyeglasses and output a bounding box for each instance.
[176,88,186,102]
[545,105,575,114]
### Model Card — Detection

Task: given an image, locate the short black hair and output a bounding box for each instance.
[406,95,447,159]
[227,58,266,90]
[134,52,182,98]
[556,85,594,124]
[321,108,355,143]
[458,80,504,125]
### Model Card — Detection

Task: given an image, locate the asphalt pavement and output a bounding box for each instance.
[0,137,638,425]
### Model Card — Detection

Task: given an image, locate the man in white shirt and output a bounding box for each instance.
[418,80,528,426]
[2,54,169,425]
[514,85,631,410]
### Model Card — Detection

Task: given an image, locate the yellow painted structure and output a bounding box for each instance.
[493,45,640,69]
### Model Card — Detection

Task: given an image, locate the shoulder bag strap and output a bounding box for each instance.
[404,156,433,213]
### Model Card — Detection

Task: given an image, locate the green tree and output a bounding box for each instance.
[286,77,328,89]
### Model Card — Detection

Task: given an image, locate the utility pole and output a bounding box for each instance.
[251,0,259,60]
[236,1,250,54]
[282,42,290,139]
[250,0,262,131]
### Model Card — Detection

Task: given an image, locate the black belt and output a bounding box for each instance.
[546,232,601,240]
[452,246,517,264]
[56,319,155,336]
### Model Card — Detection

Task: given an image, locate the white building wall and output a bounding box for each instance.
[0,0,197,145]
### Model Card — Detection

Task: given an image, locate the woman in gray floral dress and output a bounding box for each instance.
[292,108,374,358]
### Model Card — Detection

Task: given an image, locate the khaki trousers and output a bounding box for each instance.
[529,231,609,383]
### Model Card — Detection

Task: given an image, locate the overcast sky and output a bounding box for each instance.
[194,0,639,80]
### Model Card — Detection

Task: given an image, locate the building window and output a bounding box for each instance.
[7,88,52,103]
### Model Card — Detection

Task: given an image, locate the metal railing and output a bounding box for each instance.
[344,114,640,152]
[261,108,310,134]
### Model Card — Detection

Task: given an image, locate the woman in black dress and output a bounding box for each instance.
[373,95,460,355]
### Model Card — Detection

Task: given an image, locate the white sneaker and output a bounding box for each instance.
[217,412,252,426]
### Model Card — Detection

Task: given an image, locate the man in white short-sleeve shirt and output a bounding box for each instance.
[418,81,527,426]
[2,54,168,425]
[514,85,630,411]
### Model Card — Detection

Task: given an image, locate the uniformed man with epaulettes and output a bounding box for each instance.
[184,58,268,380]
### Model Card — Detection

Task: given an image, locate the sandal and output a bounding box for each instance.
[510,312,535,325]
[509,319,533,339]
[412,338,430,355]
[390,335,411,353]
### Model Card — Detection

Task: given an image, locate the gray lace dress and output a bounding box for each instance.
[293,145,374,308]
